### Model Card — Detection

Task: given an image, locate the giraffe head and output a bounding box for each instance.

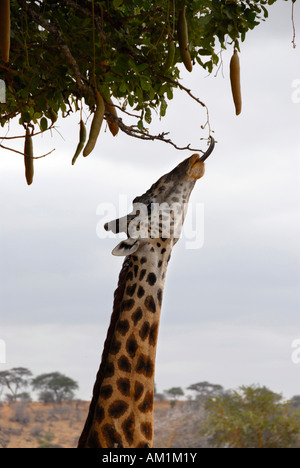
[105,138,215,256]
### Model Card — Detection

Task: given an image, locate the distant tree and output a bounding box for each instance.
[164,387,184,401]
[0,367,33,402]
[204,385,300,448]
[31,372,78,404]
[6,391,32,402]
[187,381,224,402]
[290,395,300,410]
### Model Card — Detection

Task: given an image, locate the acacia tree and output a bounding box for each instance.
[31,372,79,403]
[0,0,296,182]
[0,367,33,401]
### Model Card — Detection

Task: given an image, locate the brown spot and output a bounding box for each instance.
[121,299,135,312]
[87,429,102,448]
[116,319,130,336]
[95,405,105,424]
[158,260,163,268]
[161,248,166,254]
[108,400,129,419]
[141,257,147,264]
[136,354,154,377]
[122,412,135,446]
[126,283,137,297]
[137,286,145,298]
[102,424,122,448]
[134,381,144,401]
[139,269,147,281]
[141,422,153,440]
[104,361,114,378]
[157,289,163,306]
[146,272,157,286]
[145,295,156,313]
[137,441,150,448]
[138,391,154,413]
[118,355,131,373]
[149,323,159,346]
[117,378,130,397]
[110,336,121,355]
[126,334,138,358]
[131,307,143,325]
[99,384,113,400]
[134,265,139,277]
[139,321,150,341]
[126,271,134,282]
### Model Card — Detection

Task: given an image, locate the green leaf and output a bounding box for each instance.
[40,117,48,132]
[113,0,123,7]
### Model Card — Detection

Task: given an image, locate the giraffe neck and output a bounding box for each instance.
[78,243,172,448]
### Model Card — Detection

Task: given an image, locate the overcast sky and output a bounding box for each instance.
[1,1,300,402]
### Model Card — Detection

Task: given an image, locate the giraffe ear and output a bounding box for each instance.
[112,238,140,257]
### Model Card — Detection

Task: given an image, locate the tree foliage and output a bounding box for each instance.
[0,367,32,401]
[0,0,294,164]
[204,385,300,448]
[188,380,224,401]
[31,372,79,403]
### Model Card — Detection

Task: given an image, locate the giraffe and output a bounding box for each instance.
[78,138,215,448]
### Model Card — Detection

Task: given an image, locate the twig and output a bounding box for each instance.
[109,114,211,153]
[0,143,55,159]
[292,1,297,48]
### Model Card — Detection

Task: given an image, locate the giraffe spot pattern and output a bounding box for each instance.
[134,381,144,401]
[139,269,147,281]
[110,336,121,355]
[135,354,154,377]
[99,384,113,400]
[141,422,153,440]
[108,400,129,419]
[157,289,163,306]
[126,334,138,358]
[138,391,154,413]
[122,412,135,446]
[118,355,131,373]
[104,361,114,379]
[95,405,105,424]
[139,321,150,341]
[144,295,156,314]
[126,271,134,282]
[137,442,150,448]
[87,429,102,448]
[146,272,157,286]
[131,307,143,325]
[149,323,159,346]
[121,299,135,312]
[126,283,137,297]
[140,257,147,264]
[137,286,145,298]
[116,319,130,336]
[102,423,123,448]
[117,378,130,397]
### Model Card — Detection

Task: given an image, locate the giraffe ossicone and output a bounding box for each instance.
[78,138,215,448]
